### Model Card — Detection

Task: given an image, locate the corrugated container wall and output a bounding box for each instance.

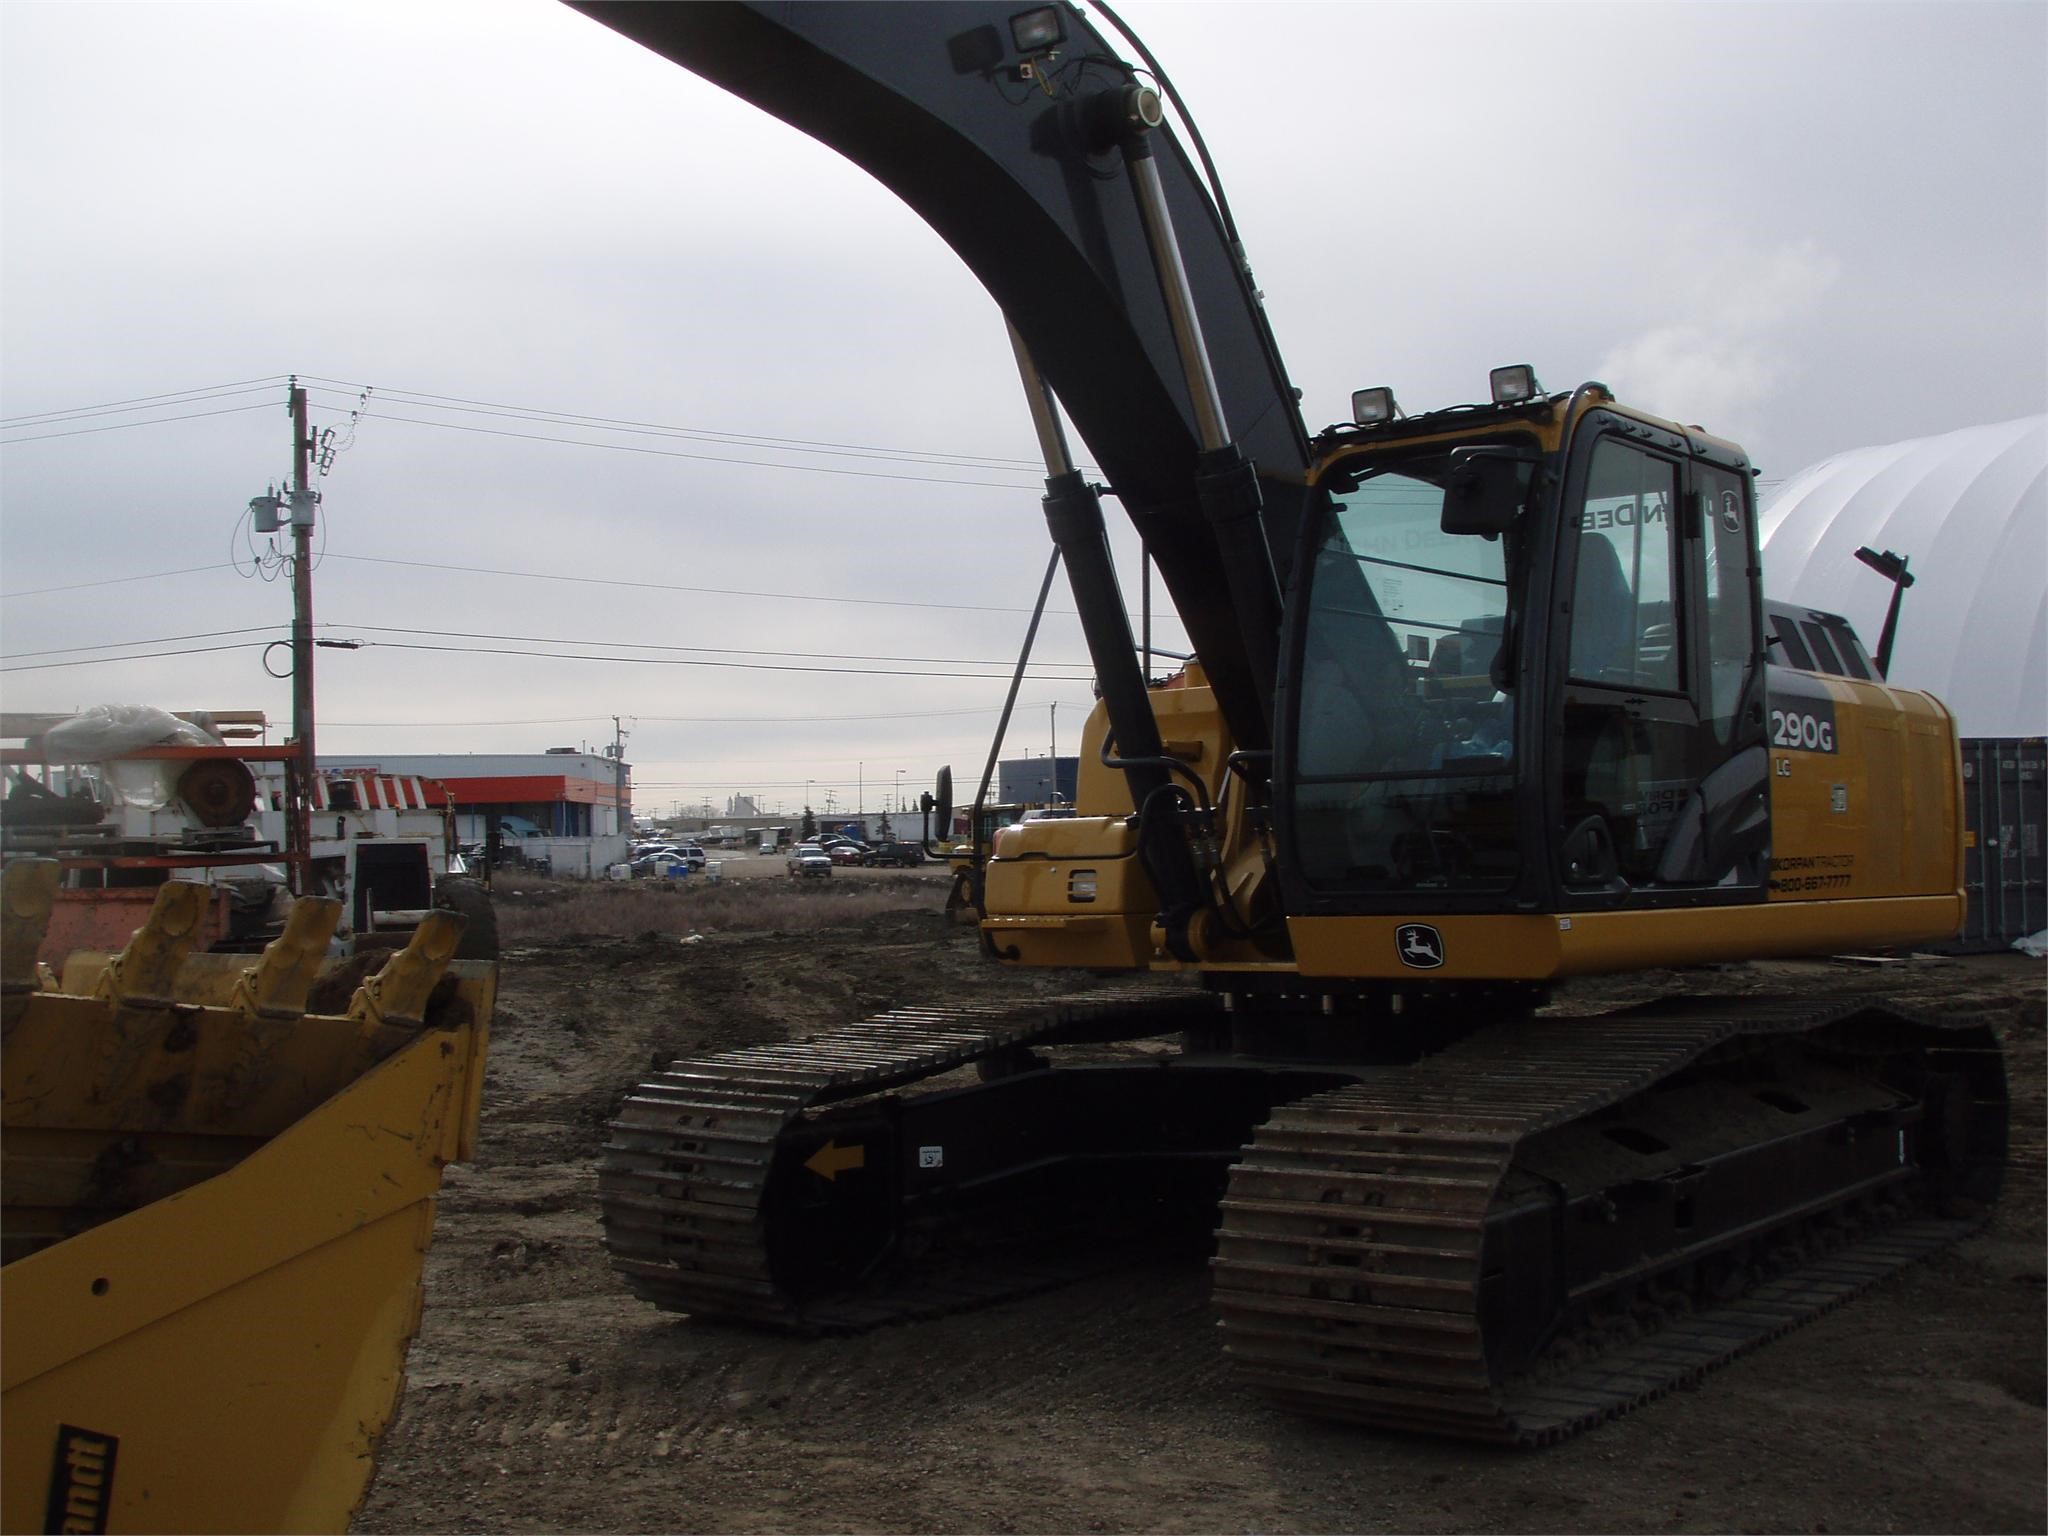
[1946,738,2046,951]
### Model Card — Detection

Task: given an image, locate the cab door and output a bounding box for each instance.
[1545,419,1768,903]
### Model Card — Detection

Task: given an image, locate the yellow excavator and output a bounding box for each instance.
[582,1,2006,1446]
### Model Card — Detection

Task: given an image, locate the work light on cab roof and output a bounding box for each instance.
[1350,386,1398,426]
[1354,365,1543,426]
[1489,363,1542,403]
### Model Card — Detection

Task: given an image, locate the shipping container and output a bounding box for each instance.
[1943,737,2046,952]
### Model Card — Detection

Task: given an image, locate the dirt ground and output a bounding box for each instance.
[355,879,2045,1535]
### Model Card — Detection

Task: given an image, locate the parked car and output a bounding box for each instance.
[787,846,832,878]
[827,842,867,866]
[628,841,701,870]
[635,844,705,876]
[862,841,926,867]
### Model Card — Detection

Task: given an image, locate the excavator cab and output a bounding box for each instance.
[981,382,1797,986]
[1278,388,1773,941]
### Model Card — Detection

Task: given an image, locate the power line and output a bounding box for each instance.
[0,613,1095,676]
[336,621,1089,671]
[0,563,241,600]
[1,372,1102,483]
[0,375,287,428]
[0,376,1035,481]
[0,554,1059,614]
[299,379,1049,473]
[0,551,1171,636]
[0,632,1095,679]
[0,625,279,660]
[351,408,1043,490]
[322,700,1073,727]
[0,553,1063,616]
[348,638,1094,681]
[0,401,278,446]
[644,701,1080,723]
[0,642,265,674]
[319,553,1080,617]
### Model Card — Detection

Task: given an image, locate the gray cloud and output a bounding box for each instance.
[4,1,2041,811]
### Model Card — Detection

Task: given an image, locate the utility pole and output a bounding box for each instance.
[611,715,630,840]
[288,378,316,893]
[1050,702,1058,801]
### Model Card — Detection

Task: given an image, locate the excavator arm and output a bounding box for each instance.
[571,1,1312,750]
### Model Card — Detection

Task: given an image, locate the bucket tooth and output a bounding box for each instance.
[91,880,212,1006]
[349,910,463,1029]
[1,858,61,999]
[232,897,343,1018]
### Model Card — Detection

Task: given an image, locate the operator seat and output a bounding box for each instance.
[1568,534,1634,683]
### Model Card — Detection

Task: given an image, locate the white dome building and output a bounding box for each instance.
[1759,415,2046,739]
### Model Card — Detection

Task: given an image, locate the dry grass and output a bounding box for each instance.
[490,869,941,943]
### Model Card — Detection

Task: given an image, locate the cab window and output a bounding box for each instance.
[1290,460,1518,895]
[1567,442,1680,691]
[1698,464,1759,744]
[1553,435,1767,897]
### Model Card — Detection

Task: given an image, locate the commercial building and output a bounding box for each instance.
[318,748,630,877]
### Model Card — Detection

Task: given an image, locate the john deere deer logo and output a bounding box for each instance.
[1395,924,1445,969]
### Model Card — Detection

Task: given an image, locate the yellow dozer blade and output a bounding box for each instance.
[1,859,493,1534]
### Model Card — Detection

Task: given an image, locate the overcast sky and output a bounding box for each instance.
[4,1,2043,821]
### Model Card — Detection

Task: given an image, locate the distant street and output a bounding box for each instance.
[673,849,949,885]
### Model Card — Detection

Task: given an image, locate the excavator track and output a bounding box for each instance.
[1211,995,2008,1445]
[602,986,2004,1445]
[600,988,1218,1330]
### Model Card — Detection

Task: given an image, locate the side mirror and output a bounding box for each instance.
[923,766,953,843]
[1442,446,1535,536]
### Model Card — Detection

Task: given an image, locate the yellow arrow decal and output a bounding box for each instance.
[803,1139,866,1181]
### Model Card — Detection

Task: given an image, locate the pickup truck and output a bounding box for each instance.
[786,846,832,878]
[861,841,926,867]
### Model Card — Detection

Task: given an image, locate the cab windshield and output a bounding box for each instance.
[1290,459,1520,894]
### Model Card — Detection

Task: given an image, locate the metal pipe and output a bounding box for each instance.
[971,547,1062,825]
[1004,318,1202,957]
[1117,126,1281,741]
[1142,547,1152,676]
[1004,322,1167,781]
[1122,143,1230,452]
[1007,320,1076,477]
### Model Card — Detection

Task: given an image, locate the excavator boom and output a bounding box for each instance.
[572,0,1310,746]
